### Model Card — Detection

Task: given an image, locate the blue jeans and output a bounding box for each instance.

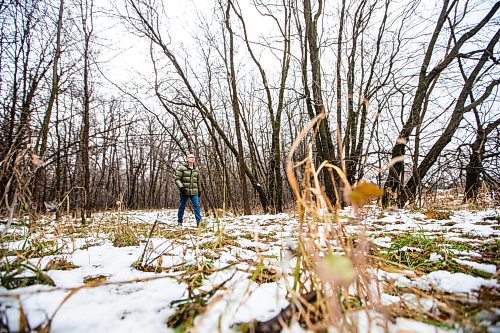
[178,194,201,226]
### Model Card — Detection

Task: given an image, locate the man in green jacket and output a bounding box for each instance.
[175,153,202,227]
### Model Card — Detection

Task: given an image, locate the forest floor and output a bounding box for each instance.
[0,204,499,332]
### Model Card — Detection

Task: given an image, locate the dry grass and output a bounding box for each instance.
[0,135,497,333]
[111,224,140,247]
[282,114,385,332]
[44,258,79,271]
[83,274,109,284]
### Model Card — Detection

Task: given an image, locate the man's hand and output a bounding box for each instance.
[180,187,188,196]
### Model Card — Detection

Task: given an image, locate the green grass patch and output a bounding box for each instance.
[443,240,472,252]
[380,231,493,278]
[167,264,233,332]
[111,225,140,247]
[476,240,500,266]
[0,258,55,289]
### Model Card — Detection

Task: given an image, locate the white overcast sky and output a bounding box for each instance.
[96,0,279,92]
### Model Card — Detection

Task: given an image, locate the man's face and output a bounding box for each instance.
[187,156,195,164]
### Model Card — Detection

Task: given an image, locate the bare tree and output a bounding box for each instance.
[79,0,95,222]
[34,0,65,210]
[122,0,270,212]
[223,0,251,215]
[464,114,500,202]
[0,1,52,216]
[300,0,339,202]
[382,1,499,207]
[230,0,292,212]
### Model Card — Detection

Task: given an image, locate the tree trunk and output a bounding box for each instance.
[81,26,91,223]
[225,2,251,215]
[303,0,338,203]
[464,118,500,202]
[34,0,64,210]
[399,30,500,207]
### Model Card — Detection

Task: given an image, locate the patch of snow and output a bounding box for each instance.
[381,293,399,305]
[237,239,270,251]
[242,213,290,222]
[453,259,497,274]
[10,278,184,333]
[328,310,455,333]
[412,270,497,294]
[233,282,289,322]
[401,293,438,313]
[429,252,443,261]
[372,236,392,248]
[450,224,497,237]
[194,279,289,333]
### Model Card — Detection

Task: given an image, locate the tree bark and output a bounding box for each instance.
[225,2,251,215]
[303,0,338,202]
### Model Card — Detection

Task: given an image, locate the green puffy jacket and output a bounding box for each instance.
[175,165,200,195]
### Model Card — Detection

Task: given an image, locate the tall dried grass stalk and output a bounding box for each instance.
[286,114,384,332]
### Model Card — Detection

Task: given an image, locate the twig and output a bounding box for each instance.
[139,214,159,265]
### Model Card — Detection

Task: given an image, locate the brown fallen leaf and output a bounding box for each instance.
[348,182,384,207]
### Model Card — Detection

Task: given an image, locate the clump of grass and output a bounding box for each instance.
[167,270,235,332]
[380,232,493,278]
[111,225,139,247]
[425,210,452,220]
[392,231,437,251]
[155,230,179,239]
[167,294,208,332]
[183,260,215,289]
[79,240,104,250]
[0,258,55,289]
[476,239,500,266]
[204,227,237,251]
[240,232,254,240]
[132,261,167,273]
[277,113,385,332]
[61,224,92,238]
[44,258,79,271]
[16,236,62,258]
[478,239,500,254]
[249,260,278,284]
[83,274,108,284]
[444,240,472,252]
[381,231,438,270]
[0,234,60,289]
[388,284,498,332]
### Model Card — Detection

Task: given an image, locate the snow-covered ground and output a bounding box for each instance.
[0,207,498,332]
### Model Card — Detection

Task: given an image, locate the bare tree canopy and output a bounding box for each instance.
[0,0,498,218]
